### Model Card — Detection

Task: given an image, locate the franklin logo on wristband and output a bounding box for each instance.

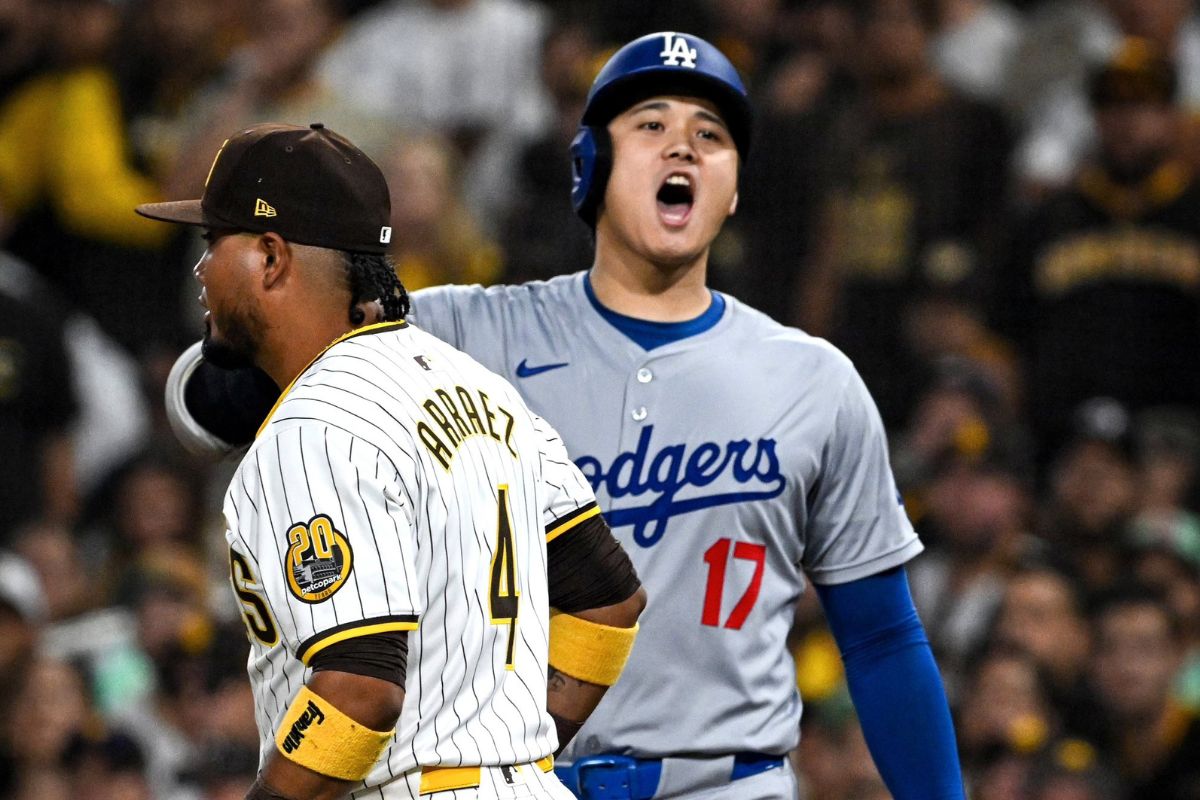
[281,699,327,754]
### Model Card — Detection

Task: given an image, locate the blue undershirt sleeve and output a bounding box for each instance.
[813,567,965,800]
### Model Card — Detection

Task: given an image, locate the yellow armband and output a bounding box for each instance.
[548,612,639,686]
[274,686,393,781]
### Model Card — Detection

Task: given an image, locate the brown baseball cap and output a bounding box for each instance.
[136,122,393,254]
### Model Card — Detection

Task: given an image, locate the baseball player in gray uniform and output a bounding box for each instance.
[166,32,964,800]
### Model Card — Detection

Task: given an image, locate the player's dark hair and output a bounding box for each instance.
[341,251,409,323]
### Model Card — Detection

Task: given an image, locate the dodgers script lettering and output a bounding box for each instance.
[575,426,786,546]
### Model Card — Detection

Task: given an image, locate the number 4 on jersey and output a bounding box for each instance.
[490,486,520,669]
[702,538,766,629]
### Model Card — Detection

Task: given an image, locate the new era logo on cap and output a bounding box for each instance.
[134,123,392,255]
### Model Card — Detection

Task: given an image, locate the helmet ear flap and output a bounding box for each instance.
[570,124,613,229]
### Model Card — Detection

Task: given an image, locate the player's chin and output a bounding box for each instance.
[642,228,708,267]
[202,326,256,371]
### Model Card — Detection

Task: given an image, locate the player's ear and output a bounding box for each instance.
[259,233,289,289]
[728,190,739,217]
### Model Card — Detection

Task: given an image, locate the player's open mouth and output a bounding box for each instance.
[656,173,694,227]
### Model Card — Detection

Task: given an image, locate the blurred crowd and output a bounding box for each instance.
[1,0,1200,798]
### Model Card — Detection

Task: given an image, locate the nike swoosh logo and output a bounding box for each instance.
[516,359,569,378]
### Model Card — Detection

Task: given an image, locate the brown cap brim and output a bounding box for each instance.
[135,199,206,226]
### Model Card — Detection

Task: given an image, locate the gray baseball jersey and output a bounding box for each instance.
[407,271,922,759]
[222,321,599,796]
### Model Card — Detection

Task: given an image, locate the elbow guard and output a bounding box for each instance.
[164,341,279,457]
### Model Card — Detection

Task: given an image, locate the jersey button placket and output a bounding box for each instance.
[629,362,654,422]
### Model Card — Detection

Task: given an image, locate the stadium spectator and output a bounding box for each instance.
[0,0,51,99]
[0,553,46,707]
[379,132,503,290]
[903,402,1036,680]
[14,522,95,623]
[1124,513,1200,709]
[187,741,260,800]
[85,454,206,606]
[0,250,79,543]
[108,606,237,799]
[66,731,153,800]
[991,564,1094,731]
[175,0,397,171]
[548,0,715,44]
[1133,408,1200,514]
[1,658,95,799]
[892,357,1027,493]
[113,0,229,177]
[795,700,885,800]
[793,0,1013,425]
[316,0,552,230]
[1086,583,1200,799]
[501,17,596,282]
[1005,0,1200,193]
[1042,399,1139,591]
[1001,40,1200,452]
[0,0,56,236]
[1025,740,1123,800]
[0,0,222,353]
[957,649,1059,770]
[931,0,1024,103]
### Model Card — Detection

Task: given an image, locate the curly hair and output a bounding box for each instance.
[341,251,409,324]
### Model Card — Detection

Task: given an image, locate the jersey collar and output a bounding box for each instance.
[255,319,408,438]
[582,272,726,350]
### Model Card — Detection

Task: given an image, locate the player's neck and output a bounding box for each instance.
[256,311,359,389]
[590,242,712,322]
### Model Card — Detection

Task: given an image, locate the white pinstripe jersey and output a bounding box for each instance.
[222,320,600,794]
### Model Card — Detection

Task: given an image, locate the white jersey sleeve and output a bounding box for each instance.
[530,412,602,544]
[228,423,422,664]
[800,365,922,585]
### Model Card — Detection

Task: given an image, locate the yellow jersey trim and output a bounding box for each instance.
[545,505,602,544]
[257,320,408,438]
[418,756,554,795]
[298,618,419,665]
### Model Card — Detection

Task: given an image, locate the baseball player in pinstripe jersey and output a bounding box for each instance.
[163,35,966,800]
[137,123,645,800]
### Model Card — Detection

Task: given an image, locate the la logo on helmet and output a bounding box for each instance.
[660,33,698,68]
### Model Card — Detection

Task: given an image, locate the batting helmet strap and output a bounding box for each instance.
[570,124,613,229]
[569,31,753,227]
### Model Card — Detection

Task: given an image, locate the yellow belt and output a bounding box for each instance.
[419,755,555,795]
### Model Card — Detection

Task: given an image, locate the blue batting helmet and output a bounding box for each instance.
[569,32,753,227]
